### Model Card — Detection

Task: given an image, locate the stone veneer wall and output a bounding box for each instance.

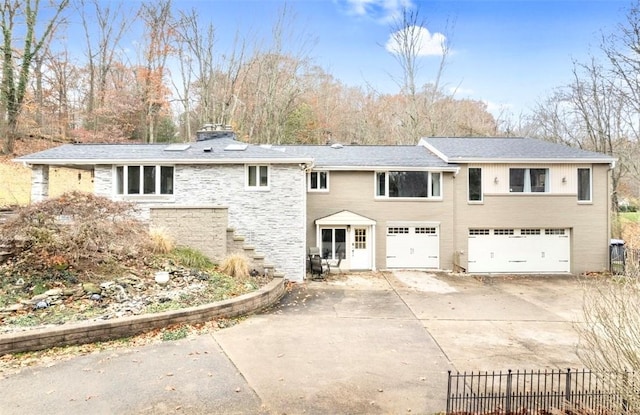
[175,164,306,281]
[149,206,228,263]
[30,164,49,203]
[93,164,306,282]
[93,165,112,198]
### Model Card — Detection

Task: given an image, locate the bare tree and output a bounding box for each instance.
[528,57,633,213]
[39,46,78,138]
[386,7,451,142]
[78,0,133,133]
[603,1,640,116]
[239,4,314,144]
[0,0,69,153]
[577,272,640,412]
[172,9,248,140]
[138,0,174,143]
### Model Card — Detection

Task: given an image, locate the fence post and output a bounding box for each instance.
[506,370,512,413]
[565,368,572,407]
[623,370,629,414]
[446,370,452,414]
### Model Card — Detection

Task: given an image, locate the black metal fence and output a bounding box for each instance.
[446,369,633,414]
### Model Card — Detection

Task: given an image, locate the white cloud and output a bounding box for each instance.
[448,86,475,97]
[483,100,513,118]
[342,0,414,23]
[385,25,447,56]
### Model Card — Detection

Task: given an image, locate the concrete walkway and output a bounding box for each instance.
[0,271,584,414]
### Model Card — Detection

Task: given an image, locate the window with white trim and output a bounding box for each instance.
[509,168,548,193]
[116,165,174,195]
[375,171,442,199]
[308,171,328,191]
[321,228,346,260]
[246,165,269,189]
[577,168,591,202]
[468,167,482,202]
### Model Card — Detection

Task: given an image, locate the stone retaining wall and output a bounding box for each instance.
[0,278,285,356]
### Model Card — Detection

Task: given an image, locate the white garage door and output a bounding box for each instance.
[467,228,570,273]
[387,226,439,268]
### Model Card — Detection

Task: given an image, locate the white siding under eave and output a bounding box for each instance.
[472,163,590,195]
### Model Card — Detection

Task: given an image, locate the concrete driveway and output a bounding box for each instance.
[0,271,585,414]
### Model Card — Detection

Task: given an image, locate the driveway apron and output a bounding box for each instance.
[213,273,453,415]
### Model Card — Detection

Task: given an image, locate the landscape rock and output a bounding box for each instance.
[34,300,49,309]
[1,303,24,312]
[82,282,101,294]
[31,293,50,302]
[43,288,62,297]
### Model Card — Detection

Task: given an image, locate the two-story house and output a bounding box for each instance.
[15,132,616,281]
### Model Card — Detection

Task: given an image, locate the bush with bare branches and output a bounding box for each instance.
[0,191,151,282]
[577,266,640,412]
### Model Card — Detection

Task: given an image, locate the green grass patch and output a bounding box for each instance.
[6,314,40,327]
[169,247,215,269]
[145,300,183,314]
[620,211,640,223]
[161,325,188,341]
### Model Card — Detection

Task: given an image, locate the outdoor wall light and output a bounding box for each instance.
[494,177,499,184]
[562,177,567,183]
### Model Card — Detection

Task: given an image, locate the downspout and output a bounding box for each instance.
[607,160,617,272]
[452,166,460,272]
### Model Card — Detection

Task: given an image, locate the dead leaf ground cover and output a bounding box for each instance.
[0,193,271,372]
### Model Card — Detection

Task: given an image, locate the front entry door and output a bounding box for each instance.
[350,226,371,269]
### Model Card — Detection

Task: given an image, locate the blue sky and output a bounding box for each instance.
[182,0,628,118]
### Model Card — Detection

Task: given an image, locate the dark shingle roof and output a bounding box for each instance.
[15,135,616,168]
[15,138,312,165]
[280,144,453,169]
[421,137,616,163]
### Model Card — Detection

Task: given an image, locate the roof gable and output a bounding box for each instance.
[315,210,377,226]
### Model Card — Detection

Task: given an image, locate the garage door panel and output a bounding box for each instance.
[468,229,570,273]
[387,226,439,269]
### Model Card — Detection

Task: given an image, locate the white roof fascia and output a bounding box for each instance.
[315,210,377,226]
[450,157,617,164]
[14,157,314,166]
[418,138,450,163]
[313,165,459,172]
